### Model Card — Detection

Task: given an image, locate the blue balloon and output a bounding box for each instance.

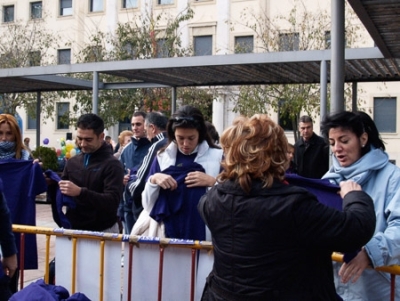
[43,138,49,145]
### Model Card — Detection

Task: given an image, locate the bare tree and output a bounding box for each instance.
[228,0,364,140]
[0,18,60,119]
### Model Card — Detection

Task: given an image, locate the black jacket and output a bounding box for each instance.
[294,133,329,179]
[198,179,376,301]
[62,142,124,231]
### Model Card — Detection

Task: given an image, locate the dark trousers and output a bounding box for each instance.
[0,275,12,301]
[123,200,143,234]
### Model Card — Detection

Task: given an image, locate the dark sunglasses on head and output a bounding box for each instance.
[170,116,196,123]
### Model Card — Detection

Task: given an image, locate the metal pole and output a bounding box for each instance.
[352,82,358,112]
[331,0,345,113]
[92,71,99,114]
[171,87,177,115]
[36,91,41,149]
[320,60,328,124]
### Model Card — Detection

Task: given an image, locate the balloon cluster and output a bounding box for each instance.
[56,138,81,159]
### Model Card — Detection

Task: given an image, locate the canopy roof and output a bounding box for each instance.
[0,0,398,93]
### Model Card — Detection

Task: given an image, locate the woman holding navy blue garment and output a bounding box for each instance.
[321,111,400,301]
[0,114,34,296]
[198,114,376,301]
[137,105,223,240]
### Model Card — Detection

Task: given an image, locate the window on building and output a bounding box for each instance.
[325,31,331,49]
[158,0,174,5]
[84,46,102,62]
[28,51,41,66]
[57,102,70,129]
[118,116,131,133]
[58,49,71,64]
[324,30,348,49]
[278,100,295,132]
[30,2,42,19]
[121,42,136,59]
[27,114,37,130]
[123,0,137,8]
[90,0,103,12]
[194,35,212,56]
[156,39,169,58]
[234,36,254,54]
[374,97,397,133]
[3,5,14,22]
[60,0,72,16]
[279,33,299,51]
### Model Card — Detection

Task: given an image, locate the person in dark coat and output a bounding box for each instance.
[59,113,124,232]
[198,114,376,301]
[0,179,17,301]
[294,115,329,178]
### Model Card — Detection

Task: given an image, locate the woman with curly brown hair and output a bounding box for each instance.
[198,114,376,301]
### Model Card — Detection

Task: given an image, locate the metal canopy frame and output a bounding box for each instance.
[0,48,398,94]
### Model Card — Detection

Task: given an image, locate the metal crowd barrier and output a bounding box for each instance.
[12,224,400,301]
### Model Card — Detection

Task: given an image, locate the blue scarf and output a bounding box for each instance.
[0,141,29,160]
[0,141,16,159]
[322,147,388,185]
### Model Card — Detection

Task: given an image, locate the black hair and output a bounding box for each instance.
[132,111,147,119]
[299,115,313,123]
[77,113,104,136]
[164,105,219,150]
[205,121,220,144]
[321,111,385,157]
[145,112,168,131]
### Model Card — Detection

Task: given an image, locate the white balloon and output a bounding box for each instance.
[70,148,77,157]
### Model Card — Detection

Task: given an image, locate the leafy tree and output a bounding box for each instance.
[0,17,61,120]
[63,6,216,126]
[228,0,364,140]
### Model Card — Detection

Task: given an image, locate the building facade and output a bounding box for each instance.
[1,0,399,164]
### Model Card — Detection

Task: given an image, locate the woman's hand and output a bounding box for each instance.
[339,248,371,283]
[2,254,17,278]
[185,171,216,188]
[150,173,178,190]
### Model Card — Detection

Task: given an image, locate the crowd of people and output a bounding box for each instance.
[1,106,400,300]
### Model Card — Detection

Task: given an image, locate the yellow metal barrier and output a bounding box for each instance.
[12,224,400,301]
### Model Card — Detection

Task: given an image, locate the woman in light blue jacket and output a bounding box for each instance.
[322,111,400,301]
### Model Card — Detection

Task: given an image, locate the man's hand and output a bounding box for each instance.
[2,254,17,278]
[59,180,81,197]
[123,169,130,186]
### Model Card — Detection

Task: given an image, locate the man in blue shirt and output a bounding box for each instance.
[119,111,151,233]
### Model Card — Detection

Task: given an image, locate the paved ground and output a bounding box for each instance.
[20,199,58,288]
